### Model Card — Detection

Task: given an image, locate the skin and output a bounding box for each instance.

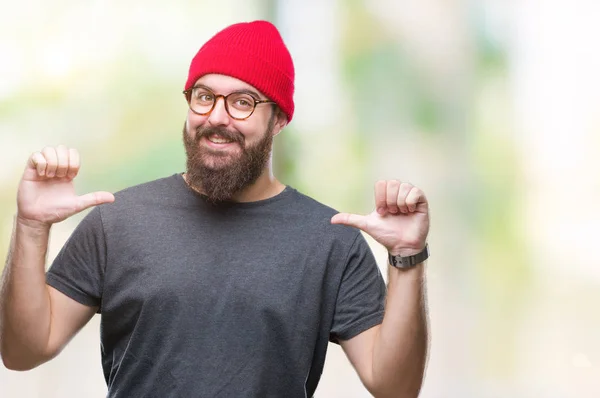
[183,74,288,202]
[0,74,430,398]
[332,182,430,397]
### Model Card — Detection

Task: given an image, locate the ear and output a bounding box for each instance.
[271,108,288,137]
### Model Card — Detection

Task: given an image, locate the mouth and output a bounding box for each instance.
[207,133,235,144]
[200,134,241,150]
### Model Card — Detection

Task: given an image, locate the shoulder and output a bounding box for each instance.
[285,188,339,217]
[284,187,363,243]
[112,174,182,202]
[95,174,187,218]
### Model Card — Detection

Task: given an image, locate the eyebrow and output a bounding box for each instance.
[193,84,264,101]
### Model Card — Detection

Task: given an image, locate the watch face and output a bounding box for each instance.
[389,254,407,268]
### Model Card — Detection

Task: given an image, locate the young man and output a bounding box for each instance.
[1,20,430,398]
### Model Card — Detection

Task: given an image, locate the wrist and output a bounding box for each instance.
[388,243,429,269]
[388,244,426,257]
[15,215,52,235]
[388,261,425,279]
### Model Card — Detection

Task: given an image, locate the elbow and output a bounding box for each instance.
[2,358,36,371]
[1,351,47,371]
[0,341,49,371]
[368,379,424,398]
[372,390,421,398]
[1,351,38,371]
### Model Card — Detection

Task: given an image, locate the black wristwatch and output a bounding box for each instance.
[388,244,429,269]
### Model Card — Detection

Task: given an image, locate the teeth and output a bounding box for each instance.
[208,135,233,144]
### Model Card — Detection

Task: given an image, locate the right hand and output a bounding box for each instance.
[17,145,115,228]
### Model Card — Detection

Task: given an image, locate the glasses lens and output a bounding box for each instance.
[227,93,255,119]
[189,88,215,115]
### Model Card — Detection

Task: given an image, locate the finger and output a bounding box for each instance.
[55,145,69,178]
[41,147,58,178]
[29,152,47,176]
[67,148,80,179]
[74,191,115,213]
[375,180,387,215]
[397,182,413,213]
[331,212,368,231]
[406,187,427,213]
[386,180,401,214]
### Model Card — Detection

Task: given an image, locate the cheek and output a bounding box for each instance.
[235,121,267,142]
[187,111,207,129]
[184,119,196,140]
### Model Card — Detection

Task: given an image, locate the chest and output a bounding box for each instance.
[101,216,332,339]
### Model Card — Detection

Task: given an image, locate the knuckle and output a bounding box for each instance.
[31,152,43,164]
[400,182,413,192]
[410,186,423,197]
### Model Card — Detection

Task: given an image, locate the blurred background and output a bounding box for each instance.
[1,0,599,396]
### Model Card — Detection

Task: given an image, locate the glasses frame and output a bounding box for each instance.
[183,86,275,121]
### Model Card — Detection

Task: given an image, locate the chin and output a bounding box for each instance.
[200,155,237,170]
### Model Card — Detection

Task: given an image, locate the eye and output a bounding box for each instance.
[191,89,214,104]
[229,94,254,110]
[197,93,213,102]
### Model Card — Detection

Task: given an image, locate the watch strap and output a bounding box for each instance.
[388,244,429,268]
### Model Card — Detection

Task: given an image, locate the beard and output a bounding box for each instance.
[182,118,275,203]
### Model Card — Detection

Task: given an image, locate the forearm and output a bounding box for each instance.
[371,263,429,398]
[0,217,53,370]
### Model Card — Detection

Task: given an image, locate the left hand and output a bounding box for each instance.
[331,180,430,256]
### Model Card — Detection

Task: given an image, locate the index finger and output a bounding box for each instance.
[67,148,80,179]
[375,180,387,214]
[29,152,47,176]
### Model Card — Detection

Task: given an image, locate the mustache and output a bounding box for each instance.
[196,126,244,145]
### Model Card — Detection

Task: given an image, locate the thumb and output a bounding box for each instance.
[331,212,368,231]
[74,191,115,213]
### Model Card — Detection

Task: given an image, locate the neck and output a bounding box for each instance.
[231,164,285,202]
[184,163,285,203]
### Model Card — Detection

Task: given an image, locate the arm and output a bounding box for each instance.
[0,146,113,370]
[0,218,98,370]
[332,180,431,397]
[340,263,428,398]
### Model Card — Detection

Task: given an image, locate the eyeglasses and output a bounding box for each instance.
[183,86,275,120]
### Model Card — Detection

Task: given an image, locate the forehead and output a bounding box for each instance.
[194,74,265,98]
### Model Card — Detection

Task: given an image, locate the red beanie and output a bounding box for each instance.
[185,20,295,122]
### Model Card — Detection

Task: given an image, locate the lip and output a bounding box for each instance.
[200,136,239,150]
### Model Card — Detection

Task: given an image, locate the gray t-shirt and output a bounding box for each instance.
[46,174,386,398]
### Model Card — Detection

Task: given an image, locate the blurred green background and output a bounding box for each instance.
[1,0,599,397]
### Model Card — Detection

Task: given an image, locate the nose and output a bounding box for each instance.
[206,96,231,127]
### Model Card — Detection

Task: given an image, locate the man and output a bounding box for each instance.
[0,20,430,398]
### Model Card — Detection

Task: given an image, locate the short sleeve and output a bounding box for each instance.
[329,233,386,343]
[46,207,107,312]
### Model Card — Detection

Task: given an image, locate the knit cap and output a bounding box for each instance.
[185,20,295,122]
